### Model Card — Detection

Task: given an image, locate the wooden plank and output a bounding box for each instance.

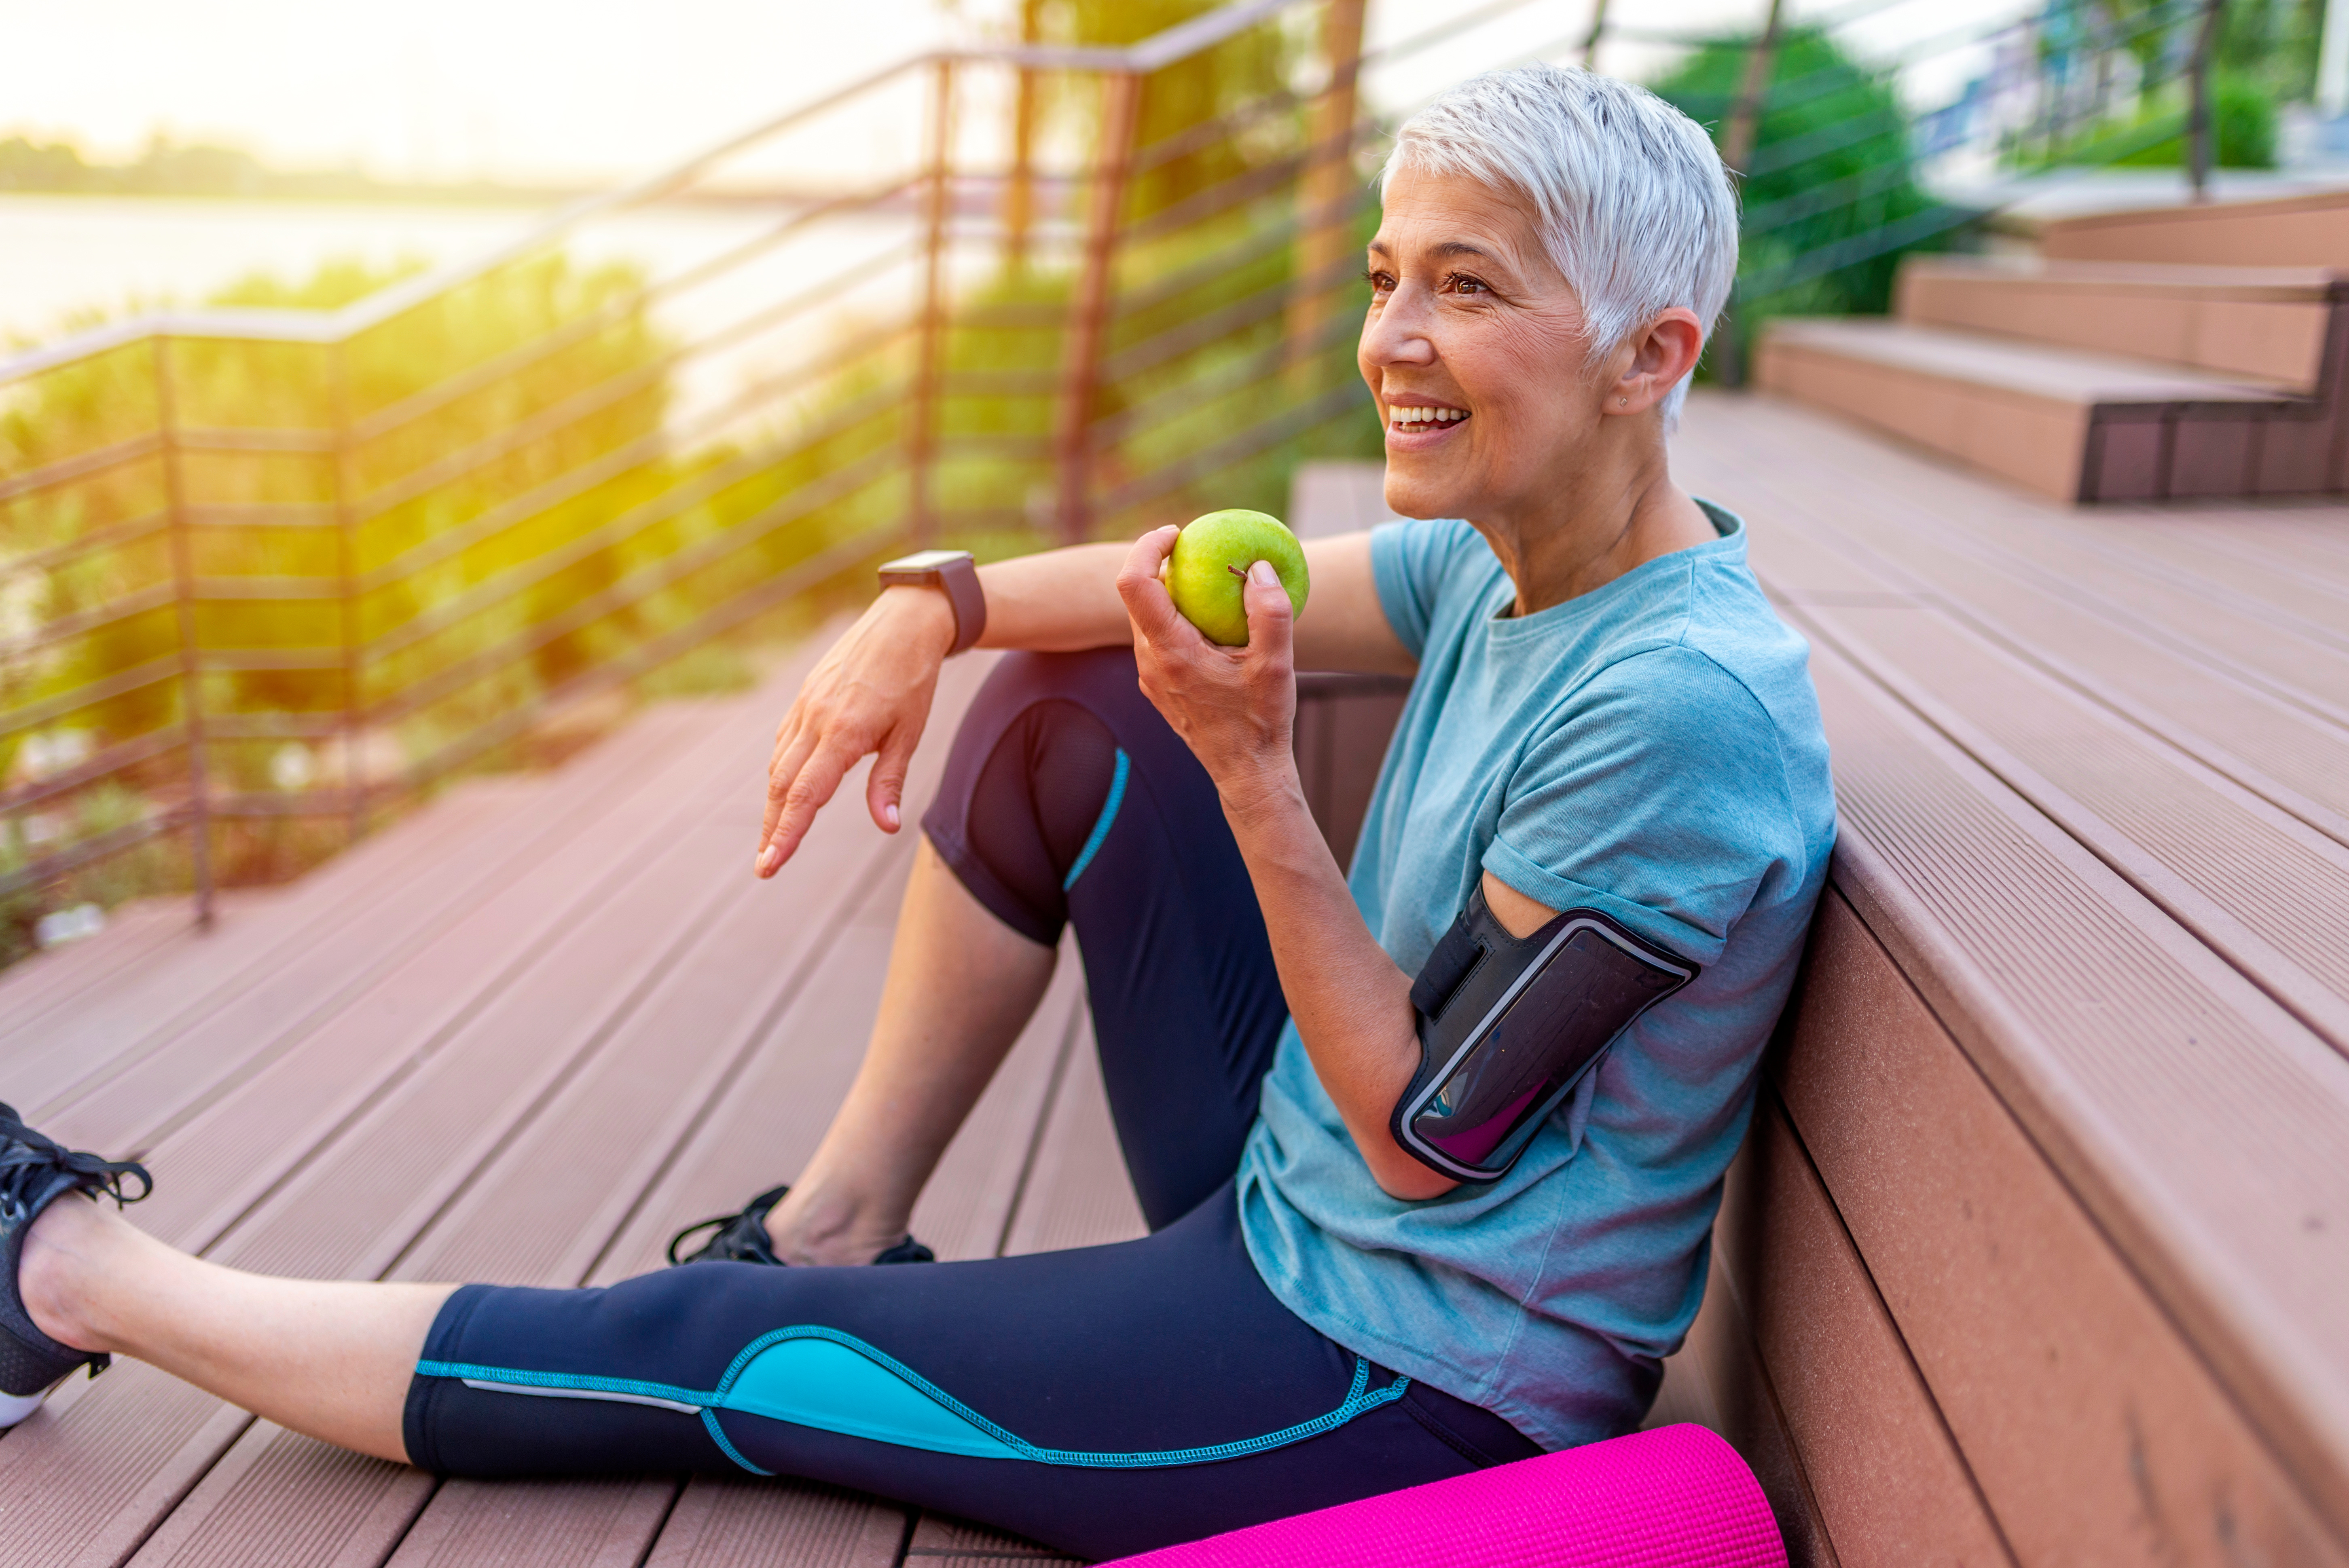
[124,1422,431,1568]
[642,1479,908,1568]
[1715,1095,2012,1568]
[905,1513,1080,1563]
[1676,399,2349,850]
[907,949,1087,1261]
[0,694,708,1078]
[1784,600,2349,1049]
[0,658,835,1565]
[1782,890,2348,1566]
[383,1477,675,1568]
[12,704,718,1130]
[998,1015,1147,1257]
[1798,637,2349,1543]
[0,898,195,1032]
[1646,1226,1840,1568]
[1692,392,2349,723]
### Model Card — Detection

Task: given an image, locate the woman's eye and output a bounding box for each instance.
[1443,273,1488,296]
[1364,270,1395,294]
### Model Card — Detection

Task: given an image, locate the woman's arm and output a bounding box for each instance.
[1116,527,1534,1200]
[755,530,1409,877]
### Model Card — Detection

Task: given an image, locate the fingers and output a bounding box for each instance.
[758,720,818,869]
[1241,559,1295,671]
[758,735,857,876]
[866,721,920,835]
[1115,526,1193,647]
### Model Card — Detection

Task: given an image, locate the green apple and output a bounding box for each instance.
[1165,509,1309,647]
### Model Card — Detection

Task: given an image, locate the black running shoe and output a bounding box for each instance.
[0,1103,150,1427]
[666,1184,933,1268]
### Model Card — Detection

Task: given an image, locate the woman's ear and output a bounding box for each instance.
[1604,308,1705,417]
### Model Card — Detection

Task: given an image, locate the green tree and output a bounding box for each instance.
[1651,28,1947,371]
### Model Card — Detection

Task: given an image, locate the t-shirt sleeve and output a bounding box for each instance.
[1370,516,1481,661]
[1481,646,1801,966]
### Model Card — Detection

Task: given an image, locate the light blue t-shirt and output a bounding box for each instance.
[1234,503,1835,1452]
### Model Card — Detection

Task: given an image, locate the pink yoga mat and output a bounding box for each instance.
[1104,1424,1786,1568]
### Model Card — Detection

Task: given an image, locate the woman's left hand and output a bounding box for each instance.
[1116,525,1299,809]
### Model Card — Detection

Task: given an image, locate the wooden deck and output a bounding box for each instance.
[0,643,1136,1568]
[2,389,2346,1566]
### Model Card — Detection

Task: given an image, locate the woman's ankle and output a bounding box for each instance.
[19,1196,123,1354]
[762,1180,915,1267]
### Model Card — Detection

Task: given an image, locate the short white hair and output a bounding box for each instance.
[1381,63,1738,425]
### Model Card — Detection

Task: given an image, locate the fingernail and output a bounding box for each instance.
[757,846,779,875]
[1249,560,1277,586]
[883,802,901,830]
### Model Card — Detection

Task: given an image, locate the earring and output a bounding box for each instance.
[1617,397,1628,406]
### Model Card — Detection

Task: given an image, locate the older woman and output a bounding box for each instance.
[1,64,1831,1561]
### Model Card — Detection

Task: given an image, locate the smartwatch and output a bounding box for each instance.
[878,549,987,655]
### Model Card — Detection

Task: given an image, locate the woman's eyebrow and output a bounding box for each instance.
[1428,241,1504,264]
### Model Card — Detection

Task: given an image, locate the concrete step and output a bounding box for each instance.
[1896,255,2343,392]
[1754,317,2342,501]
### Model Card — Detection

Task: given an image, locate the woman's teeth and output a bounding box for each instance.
[1390,406,1467,429]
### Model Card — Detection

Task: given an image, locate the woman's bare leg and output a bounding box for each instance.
[19,1195,448,1464]
[763,838,1056,1265]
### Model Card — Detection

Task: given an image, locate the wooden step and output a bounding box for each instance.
[1754,317,2342,501]
[1649,397,2349,1566]
[2040,186,2349,269]
[1895,255,2343,391]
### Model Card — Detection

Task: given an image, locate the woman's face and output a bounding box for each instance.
[1358,165,1598,525]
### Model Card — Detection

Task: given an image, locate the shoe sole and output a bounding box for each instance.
[0,1382,55,1429]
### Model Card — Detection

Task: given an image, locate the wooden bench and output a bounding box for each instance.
[1657,392,2349,1566]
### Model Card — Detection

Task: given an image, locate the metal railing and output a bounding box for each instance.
[0,0,2244,939]
[0,0,1562,932]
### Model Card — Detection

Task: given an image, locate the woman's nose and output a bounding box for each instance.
[1361,291,1437,366]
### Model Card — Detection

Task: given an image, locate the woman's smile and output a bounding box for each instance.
[1384,400,1472,450]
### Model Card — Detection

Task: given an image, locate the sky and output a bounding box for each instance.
[0,0,2038,186]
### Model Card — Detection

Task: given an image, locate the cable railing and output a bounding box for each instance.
[0,0,1562,936]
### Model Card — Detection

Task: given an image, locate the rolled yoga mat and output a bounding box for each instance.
[1104,1423,1787,1568]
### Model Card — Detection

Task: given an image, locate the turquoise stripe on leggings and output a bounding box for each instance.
[1061,748,1130,891]
[419,1335,1409,1473]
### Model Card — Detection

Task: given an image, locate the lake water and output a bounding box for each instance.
[0,194,952,439]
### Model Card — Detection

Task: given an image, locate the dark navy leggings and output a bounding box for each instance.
[404,651,1539,1562]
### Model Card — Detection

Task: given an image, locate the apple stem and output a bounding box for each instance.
[1227,564,1249,581]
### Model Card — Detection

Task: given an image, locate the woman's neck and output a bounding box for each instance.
[1473,425,1717,619]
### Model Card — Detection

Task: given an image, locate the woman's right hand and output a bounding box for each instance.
[755,586,958,877]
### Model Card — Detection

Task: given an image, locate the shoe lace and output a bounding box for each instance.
[0,1103,152,1219]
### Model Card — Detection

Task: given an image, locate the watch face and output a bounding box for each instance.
[881,549,969,573]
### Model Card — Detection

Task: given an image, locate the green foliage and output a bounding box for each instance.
[1650,28,1945,366]
[1,241,905,928]
[2021,76,2278,169]
[1032,0,1304,221]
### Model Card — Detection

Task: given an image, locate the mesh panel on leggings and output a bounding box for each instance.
[963,698,1122,938]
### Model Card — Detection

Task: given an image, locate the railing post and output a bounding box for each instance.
[153,335,216,926]
[2186,0,2227,203]
[1055,69,1142,546]
[1003,0,1045,275]
[326,339,366,845]
[1712,0,1788,390]
[1581,0,1611,71]
[909,57,956,548]
[1285,0,1367,392]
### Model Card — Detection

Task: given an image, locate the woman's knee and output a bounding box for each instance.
[923,652,1156,945]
